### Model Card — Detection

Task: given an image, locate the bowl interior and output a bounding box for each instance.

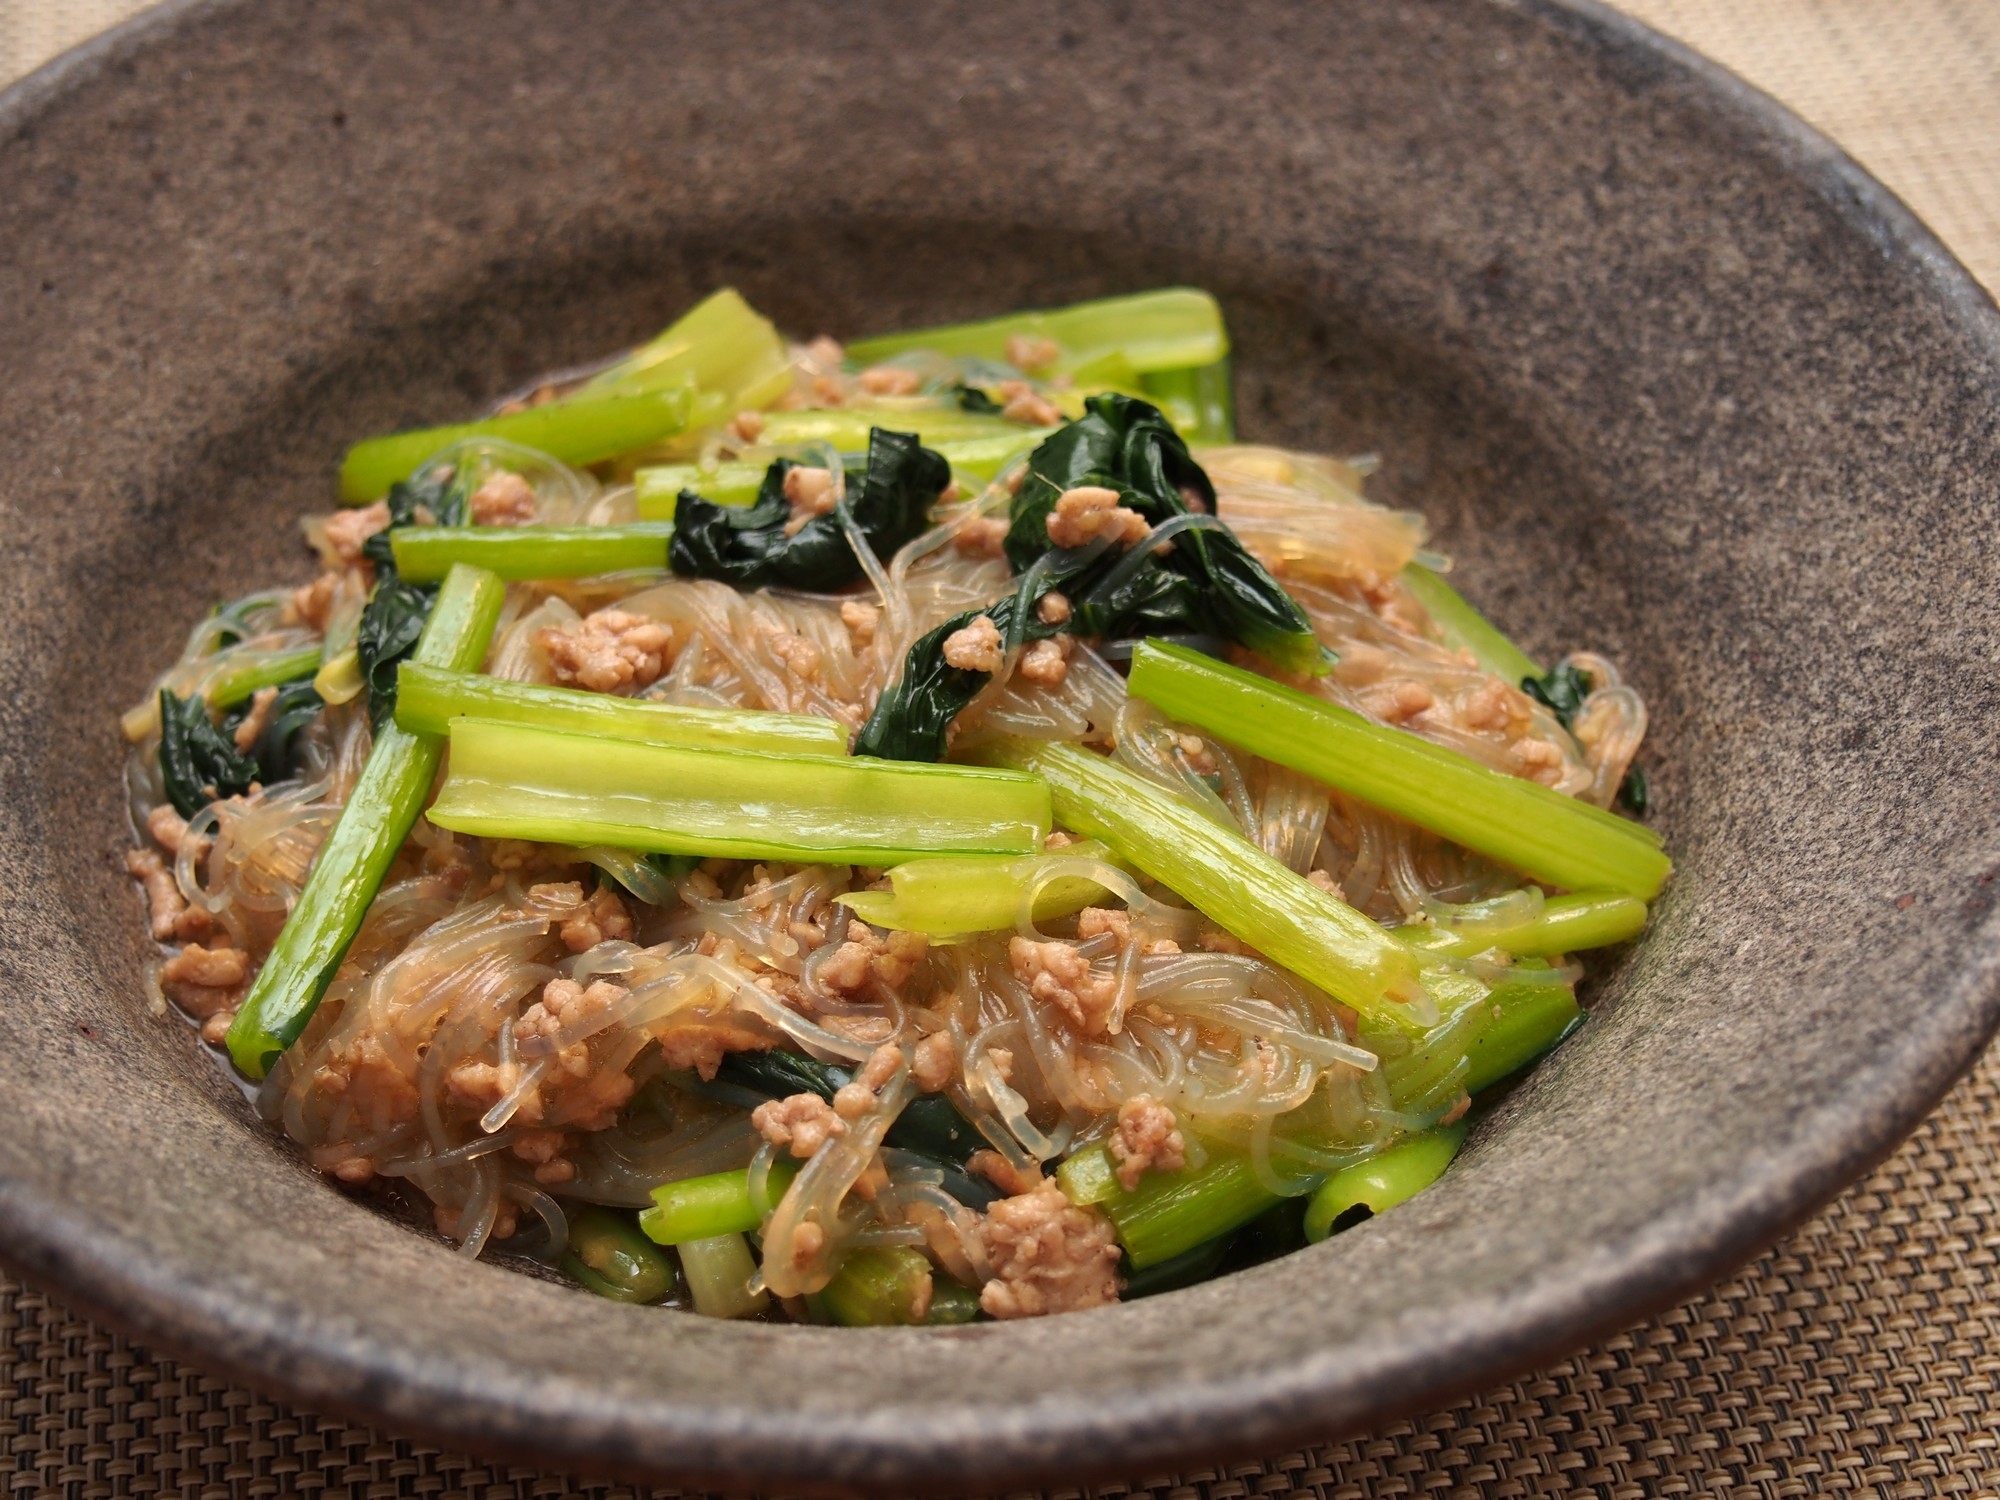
[4,0,1999,1490]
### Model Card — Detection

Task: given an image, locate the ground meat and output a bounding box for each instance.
[320,502,390,565]
[1306,868,1346,901]
[511,1128,574,1185]
[1004,334,1061,373]
[655,1017,773,1081]
[818,922,930,996]
[434,1201,519,1243]
[514,976,626,1049]
[752,1092,848,1158]
[161,942,246,989]
[146,804,199,855]
[1108,1093,1186,1190]
[1046,485,1151,549]
[729,409,765,443]
[287,571,343,631]
[1016,636,1070,687]
[1459,675,1532,733]
[997,379,1064,427]
[942,614,1005,674]
[858,364,922,396]
[1509,736,1567,784]
[968,1149,1042,1198]
[529,881,635,953]
[976,1179,1122,1319]
[445,1058,525,1113]
[911,1030,958,1092]
[1358,678,1434,723]
[1331,642,1389,687]
[1076,906,1179,957]
[1009,936,1119,1035]
[468,470,537,526]
[762,624,822,682]
[781,466,838,537]
[1173,733,1218,774]
[833,1041,905,1121]
[160,942,249,1020]
[1035,591,1072,626]
[839,599,880,646]
[126,848,208,941]
[231,685,278,753]
[538,608,673,694]
[952,515,1010,558]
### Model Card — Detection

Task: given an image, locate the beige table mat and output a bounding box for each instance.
[5,2,2000,1495]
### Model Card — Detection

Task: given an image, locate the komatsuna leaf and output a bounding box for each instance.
[158,689,261,818]
[1002,393,1322,673]
[356,464,472,727]
[220,674,325,785]
[669,427,950,591]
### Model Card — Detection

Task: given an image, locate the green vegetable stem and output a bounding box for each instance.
[638,1161,801,1246]
[339,387,695,504]
[225,564,507,1079]
[389,523,676,583]
[1303,1124,1467,1242]
[1126,640,1671,900]
[967,736,1425,1024]
[427,720,1051,863]
[562,1205,679,1304]
[393,664,849,757]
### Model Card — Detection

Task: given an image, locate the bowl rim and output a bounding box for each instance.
[3,0,1999,1489]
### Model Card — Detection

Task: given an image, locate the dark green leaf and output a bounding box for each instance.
[220,675,324,785]
[356,577,434,730]
[1522,663,1592,730]
[669,428,950,591]
[858,395,1325,762]
[954,383,1003,415]
[1618,765,1650,818]
[157,689,260,818]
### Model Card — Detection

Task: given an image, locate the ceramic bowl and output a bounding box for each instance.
[2,0,1997,1491]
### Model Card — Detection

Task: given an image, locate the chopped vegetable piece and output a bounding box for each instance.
[389,523,676,583]
[1138,358,1236,444]
[429,720,1051,864]
[1302,1124,1467,1242]
[1463,986,1583,1095]
[1397,563,1543,683]
[669,428,950,591]
[835,845,1119,938]
[562,1206,679,1304]
[676,1232,769,1320]
[584,288,792,410]
[848,288,1229,381]
[755,406,1052,451]
[1405,891,1648,959]
[1127,640,1671,900]
[224,565,506,1078]
[1523,662,1593,731]
[393,663,848,757]
[339,386,695,504]
[815,1246,935,1326]
[969,736,1424,1024]
[638,1161,800,1246]
[207,645,325,710]
[634,431,1045,521]
[1096,1152,1284,1271]
[157,688,260,818]
[1006,394,1322,675]
[923,1278,982,1324]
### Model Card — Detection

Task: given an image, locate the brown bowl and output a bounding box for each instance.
[2,0,1997,1491]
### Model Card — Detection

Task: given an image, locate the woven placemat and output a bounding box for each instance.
[5,2,2000,1495]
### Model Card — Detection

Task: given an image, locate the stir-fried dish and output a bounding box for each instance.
[122,288,1668,1323]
